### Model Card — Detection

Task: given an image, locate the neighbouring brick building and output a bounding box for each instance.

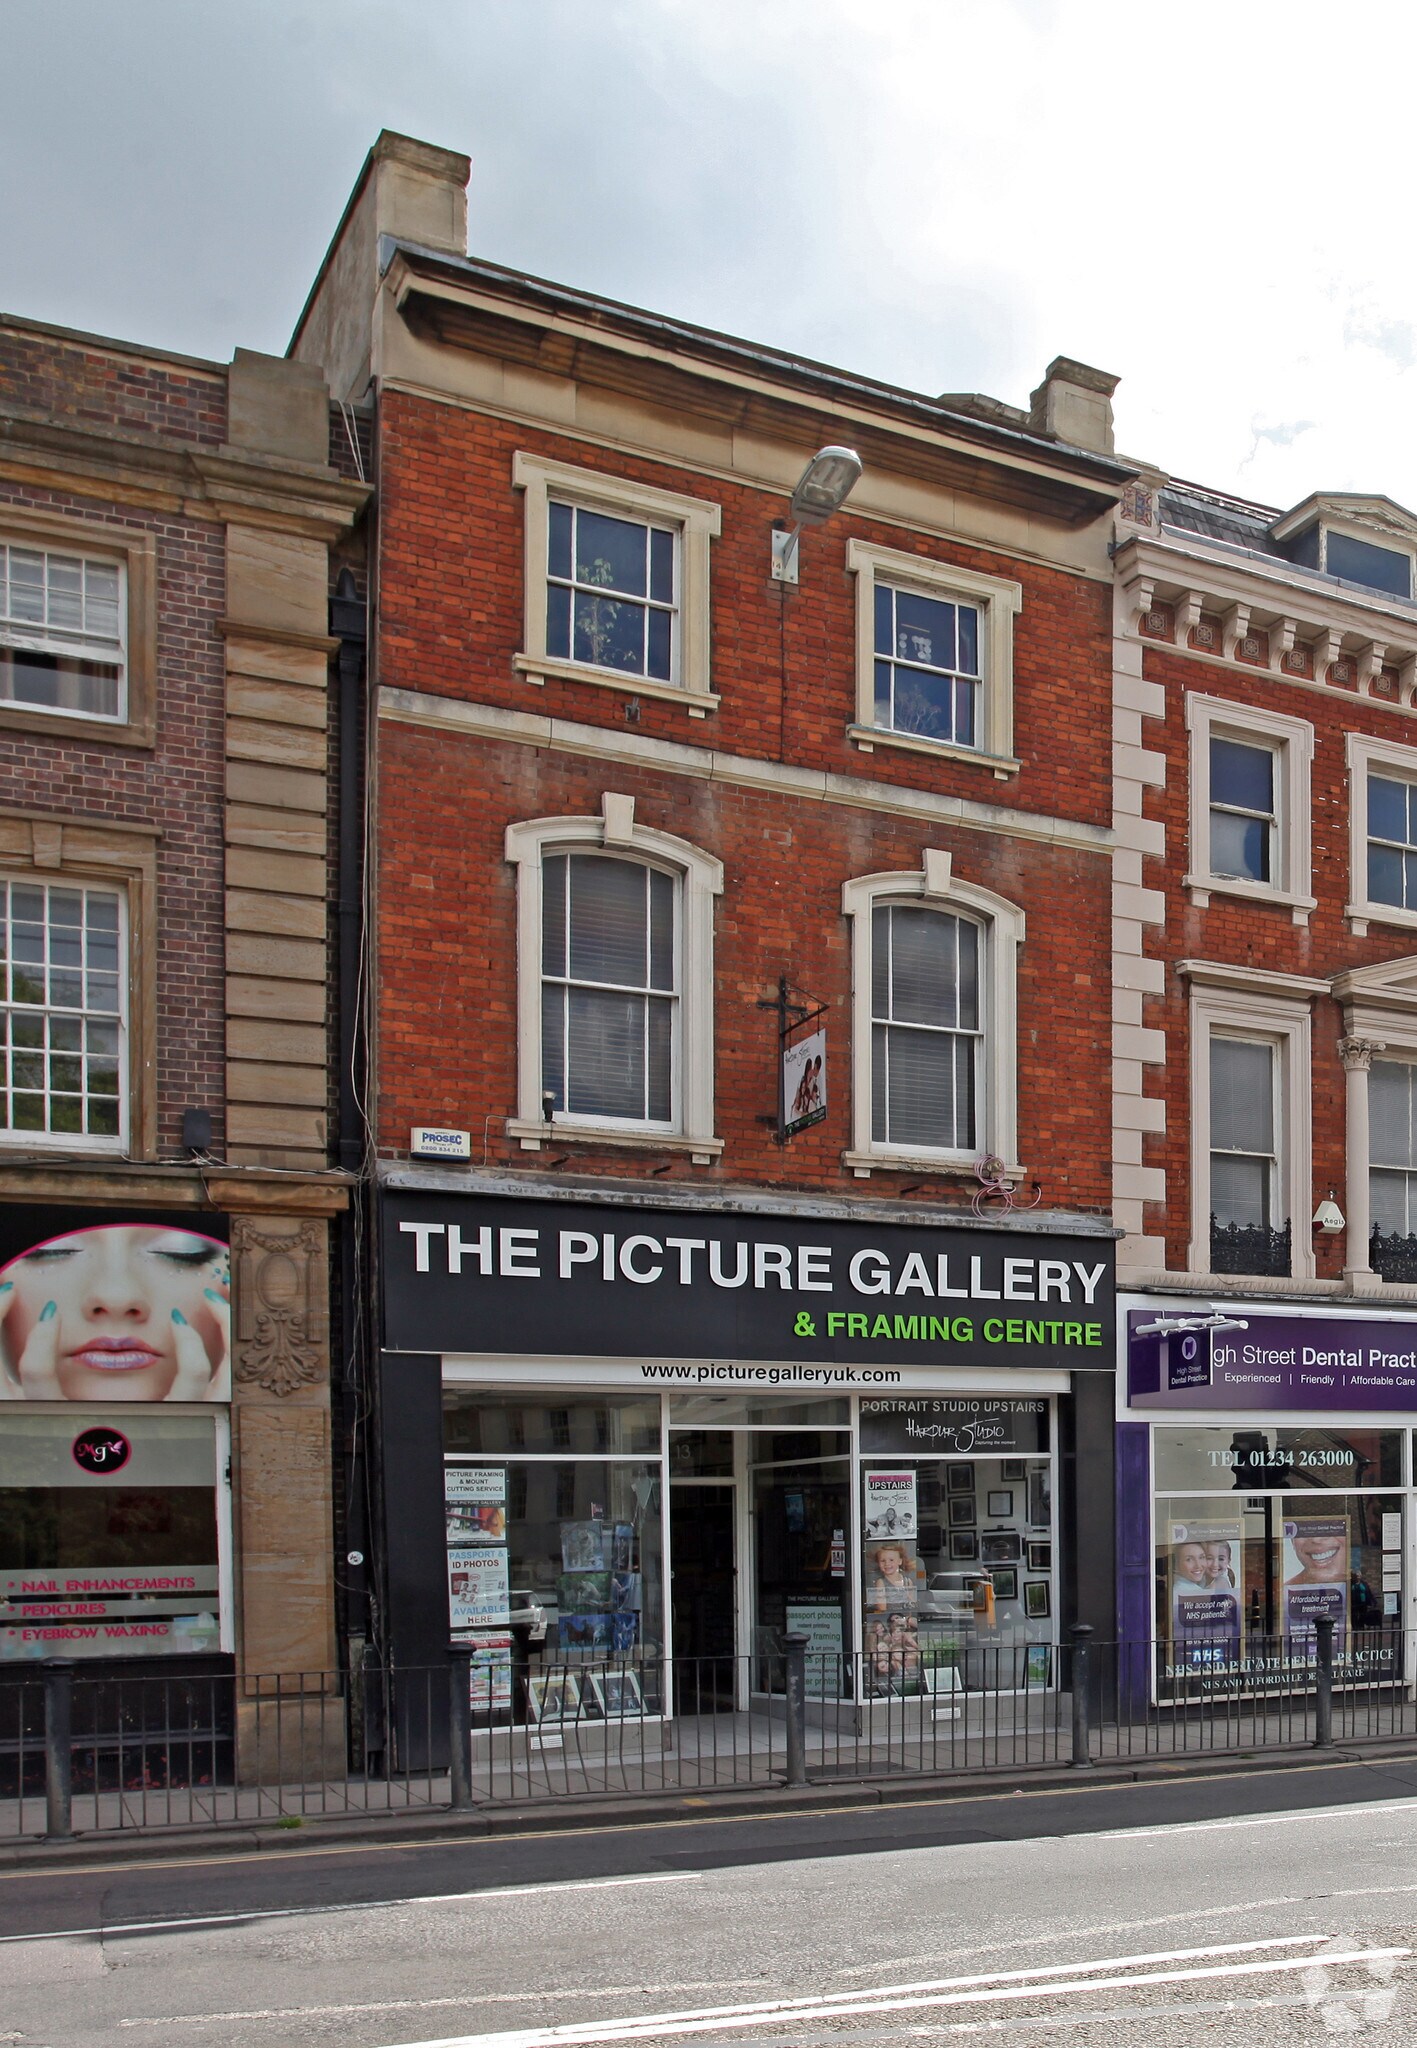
[1110,471,1417,1696]
[0,316,367,1774]
[291,132,1130,1742]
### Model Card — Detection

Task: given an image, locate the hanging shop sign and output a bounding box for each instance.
[0,1207,230,1404]
[385,1194,1115,1370]
[1129,1311,1417,1413]
[782,1028,827,1139]
[859,1396,1049,1455]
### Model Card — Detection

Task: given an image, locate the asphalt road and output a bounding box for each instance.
[8,1758,1417,2046]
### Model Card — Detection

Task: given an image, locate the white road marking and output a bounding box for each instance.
[372,1938,1410,2048]
[1092,1796,1417,1841]
[0,1869,691,1946]
[115,1983,769,2030]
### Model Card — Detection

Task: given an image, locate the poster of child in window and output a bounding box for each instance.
[864,1539,922,1694]
[1166,1520,1242,1670]
[1283,1518,1349,1656]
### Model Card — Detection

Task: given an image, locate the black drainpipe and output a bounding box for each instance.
[330,565,368,1657]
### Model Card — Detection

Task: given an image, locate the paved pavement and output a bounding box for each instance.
[7,1756,1417,2045]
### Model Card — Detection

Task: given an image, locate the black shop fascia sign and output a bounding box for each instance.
[382,1193,1116,1370]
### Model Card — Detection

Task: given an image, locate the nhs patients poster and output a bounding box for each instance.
[1166,1518,1242,1672]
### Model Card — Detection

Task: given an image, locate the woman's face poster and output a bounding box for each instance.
[0,1219,230,1402]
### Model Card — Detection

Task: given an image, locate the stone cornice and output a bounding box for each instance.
[0,407,369,539]
[1115,531,1417,709]
[0,1160,348,1211]
[386,256,1128,531]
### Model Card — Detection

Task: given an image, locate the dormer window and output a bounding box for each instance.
[1327,532,1410,598]
[1271,497,1417,600]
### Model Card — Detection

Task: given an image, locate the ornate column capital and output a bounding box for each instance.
[1339,1036,1387,1073]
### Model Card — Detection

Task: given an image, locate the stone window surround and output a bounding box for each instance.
[0,808,159,1159]
[1329,964,1417,1288]
[845,538,1022,778]
[1345,730,1417,935]
[511,451,722,716]
[841,849,1024,1179]
[1182,965,1317,1282]
[504,796,723,1161]
[0,505,157,748]
[1183,692,1316,923]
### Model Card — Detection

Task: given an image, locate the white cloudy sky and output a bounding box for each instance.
[7,0,1417,511]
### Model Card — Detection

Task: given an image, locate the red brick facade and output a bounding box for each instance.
[1139,637,1417,1275]
[373,388,1117,1214]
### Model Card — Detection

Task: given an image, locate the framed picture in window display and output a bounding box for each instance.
[561,1522,610,1572]
[527,1672,582,1725]
[1026,1540,1051,1572]
[1001,1460,1026,1481]
[589,1668,645,1719]
[986,1490,1014,1518]
[947,1497,976,1528]
[1025,1644,1051,1687]
[1028,1467,1051,1529]
[1024,1580,1050,1620]
[949,1531,978,1561]
[990,1567,1018,1602]
[946,1466,975,1495]
[980,1531,1022,1564]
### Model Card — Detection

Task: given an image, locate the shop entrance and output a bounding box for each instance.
[668,1422,852,1704]
[668,1482,737,1707]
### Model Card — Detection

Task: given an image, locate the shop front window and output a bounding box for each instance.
[443,1391,664,1728]
[1153,1425,1405,1695]
[859,1450,1055,1700]
[0,1410,222,1660]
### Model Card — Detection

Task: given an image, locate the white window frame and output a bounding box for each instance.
[842,852,1024,1178]
[1184,970,1315,1279]
[505,798,723,1159]
[0,872,129,1155]
[0,506,162,751]
[1346,731,1417,934]
[512,452,721,715]
[845,540,1021,775]
[1184,694,1314,923]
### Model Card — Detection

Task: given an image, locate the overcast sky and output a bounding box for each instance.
[7,1,1417,513]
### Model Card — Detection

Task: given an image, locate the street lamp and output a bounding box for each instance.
[771,445,862,584]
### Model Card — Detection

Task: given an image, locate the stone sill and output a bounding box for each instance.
[507,1119,723,1165]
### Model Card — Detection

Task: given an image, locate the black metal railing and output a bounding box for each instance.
[6,1621,1416,1837]
[1211,1215,1292,1276]
[1372,1227,1417,1282]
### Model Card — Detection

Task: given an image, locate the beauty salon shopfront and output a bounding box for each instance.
[379,1186,1117,1724]
[1120,1294,1417,1698]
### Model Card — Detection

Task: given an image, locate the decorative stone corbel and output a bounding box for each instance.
[1355,642,1386,695]
[1267,616,1298,670]
[1126,576,1155,634]
[1172,590,1203,646]
[1219,602,1250,661]
[1398,653,1417,706]
[1307,627,1341,683]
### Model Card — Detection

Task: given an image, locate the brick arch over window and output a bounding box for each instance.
[841,851,1024,1179]
[504,796,723,1161]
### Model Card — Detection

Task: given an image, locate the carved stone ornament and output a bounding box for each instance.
[232,1220,327,1396]
[1338,1036,1387,1074]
